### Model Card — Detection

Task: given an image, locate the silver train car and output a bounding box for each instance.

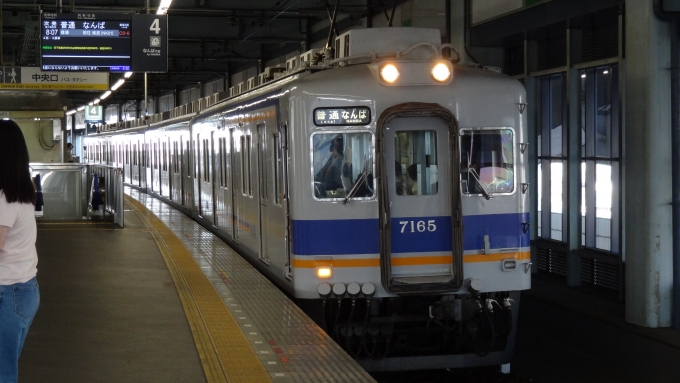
[84,28,530,372]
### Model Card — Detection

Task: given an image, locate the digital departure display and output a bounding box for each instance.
[40,13,132,72]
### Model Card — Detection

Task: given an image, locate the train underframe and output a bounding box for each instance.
[300,290,521,372]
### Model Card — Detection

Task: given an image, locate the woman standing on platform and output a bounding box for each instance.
[0,120,40,383]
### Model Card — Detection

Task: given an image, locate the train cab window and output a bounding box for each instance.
[312,132,374,200]
[460,128,515,196]
[394,131,438,196]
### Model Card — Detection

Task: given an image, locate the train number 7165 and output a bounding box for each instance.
[399,220,436,233]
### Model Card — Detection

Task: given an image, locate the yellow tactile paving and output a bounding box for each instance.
[126,196,273,383]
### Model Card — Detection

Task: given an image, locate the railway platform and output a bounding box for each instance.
[18,187,374,383]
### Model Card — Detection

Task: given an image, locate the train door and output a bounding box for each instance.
[378,109,463,294]
[182,137,190,206]
[257,123,269,264]
[215,130,232,233]
[230,128,239,242]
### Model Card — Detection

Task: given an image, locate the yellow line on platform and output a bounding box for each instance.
[126,196,272,383]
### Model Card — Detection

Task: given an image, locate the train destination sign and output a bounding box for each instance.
[313,107,371,126]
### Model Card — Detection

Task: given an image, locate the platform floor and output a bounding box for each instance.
[19,189,374,383]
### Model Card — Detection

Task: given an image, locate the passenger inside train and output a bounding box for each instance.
[313,133,374,199]
[314,135,345,198]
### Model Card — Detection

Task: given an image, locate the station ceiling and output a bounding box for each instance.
[1,0,398,108]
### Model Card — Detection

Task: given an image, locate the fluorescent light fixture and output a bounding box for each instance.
[66,110,77,116]
[111,79,125,91]
[603,70,609,74]
[93,99,101,104]
[101,91,112,99]
[77,106,85,111]
[157,0,172,14]
[88,102,93,106]
[124,72,133,78]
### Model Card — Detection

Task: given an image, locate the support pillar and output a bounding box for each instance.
[624,0,673,327]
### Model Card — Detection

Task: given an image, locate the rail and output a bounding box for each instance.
[29,163,125,227]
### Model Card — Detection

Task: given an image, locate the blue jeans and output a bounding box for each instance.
[0,278,39,383]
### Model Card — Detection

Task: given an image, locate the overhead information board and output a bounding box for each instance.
[131,14,168,72]
[0,66,108,90]
[40,12,167,73]
[85,105,103,122]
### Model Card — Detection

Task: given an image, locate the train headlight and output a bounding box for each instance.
[316,266,333,279]
[431,62,452,82]
[380,63,400,83]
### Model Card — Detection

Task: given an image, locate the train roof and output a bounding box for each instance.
[94,27,522,134]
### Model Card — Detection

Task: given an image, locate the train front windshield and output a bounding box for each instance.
[312,132,374,200]
[460,129,515,195]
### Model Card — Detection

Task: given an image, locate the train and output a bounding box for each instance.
[83,27,530,372]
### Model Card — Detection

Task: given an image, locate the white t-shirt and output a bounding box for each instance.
[0,191,38,285]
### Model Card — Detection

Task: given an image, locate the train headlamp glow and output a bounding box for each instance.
[316,266,333,279]
[380,63,400,83]
[431,62,451,82]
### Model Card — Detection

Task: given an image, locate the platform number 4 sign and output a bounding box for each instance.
[150,19,161,34]
[131,14,168,72]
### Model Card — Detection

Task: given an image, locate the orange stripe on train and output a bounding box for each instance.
[291,251,531,268]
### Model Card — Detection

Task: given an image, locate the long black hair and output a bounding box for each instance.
[0,120,36,204]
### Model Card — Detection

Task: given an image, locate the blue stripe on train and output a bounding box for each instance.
[291,213,530,256]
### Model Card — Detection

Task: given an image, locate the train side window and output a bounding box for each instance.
[220,137,227,188]
[162,142,167,172]
[203,139,209,182]
[258,125,267,201]
[241,136,247,195]
[273,134,281,205]
[312,132,374,200]
[394,131,438,196]
[194,139,199,178]
[246,135,252,196]
[459,128,515,195]
[153,143,158,170]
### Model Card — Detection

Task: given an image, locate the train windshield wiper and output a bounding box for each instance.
[343,169,371,205]
[468,167,493,200]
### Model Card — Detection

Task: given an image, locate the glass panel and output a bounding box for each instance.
[241,136,248,194]
[550,75,564,156]
[246,135,252,196]
[312,132,374,199]
[273,134,281,205]
[550,161,563,241]
[595,161,612,250]
[460,129,514,194]
[595,67,613,158]
[537,160,542,236]
[395,130,438,196]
